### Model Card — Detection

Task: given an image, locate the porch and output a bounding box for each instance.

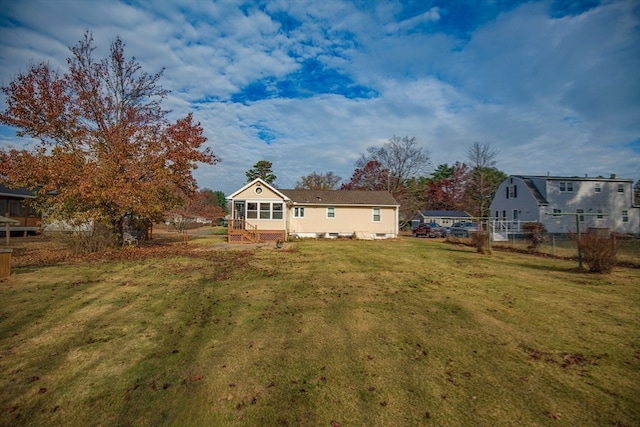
[228,219,286,244]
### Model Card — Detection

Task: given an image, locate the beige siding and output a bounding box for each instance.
[289,205,396,237]
[232,182,287,231]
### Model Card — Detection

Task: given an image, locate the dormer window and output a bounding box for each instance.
[559,182,573,192]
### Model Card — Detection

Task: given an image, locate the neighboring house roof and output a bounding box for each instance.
[512,175,635,206]
[515,176,548,205]
[0,184,36,198]
[280,189,398,206]
[416,210,470,218]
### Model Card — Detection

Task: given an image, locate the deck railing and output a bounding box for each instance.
[227,219,286,244]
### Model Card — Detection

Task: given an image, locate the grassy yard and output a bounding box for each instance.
[1,235,639,426]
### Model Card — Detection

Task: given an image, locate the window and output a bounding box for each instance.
[9,200,25,217]
[272,203,283,220]
[559,182,573,192]
[553,208,562,216]
[246,203,258,219]
[372,208,381,222]
[327,207,335,219]
[594,183,601,193]
[622,210,629,223]
[247,202,283,220]
[294,207,305,218]
[507,185,517,199]
[512,209,519,221]
[617,184,624,193]
[259,203,271,219]
[577,209,584,222]
[596,209,603,219]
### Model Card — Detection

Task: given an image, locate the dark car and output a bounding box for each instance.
[449,221,479,237]
[412,222,446,238]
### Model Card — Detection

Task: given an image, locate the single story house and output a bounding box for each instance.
[411,210,472,228]
[0,184,40,236]
[490,175,640,234]
[227,179,400,243]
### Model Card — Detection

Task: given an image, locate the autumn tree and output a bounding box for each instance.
[356,136,430,196]
[425,162,472,211]
[246,160,276,184]
[165,189,224,234]
[341,160,389,191]
[0,32,218,246]
[295,171,342,190]
[201,188,228,215]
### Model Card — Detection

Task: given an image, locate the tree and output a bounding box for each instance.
[356,136,430,196]
[201,188,228,215]
[295,171,342,190]
[165,189,224,234]
[425,162,472,211]
[466,142,501,217]
[0,32,218,246]
[246,160,276,184]
[465,166,507,218]
[340,160,389,191]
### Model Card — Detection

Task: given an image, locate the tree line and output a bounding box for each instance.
[244,139,507,227]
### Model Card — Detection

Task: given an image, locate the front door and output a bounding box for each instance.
[234,201,245,220]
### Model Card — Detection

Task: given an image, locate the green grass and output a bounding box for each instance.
[1,237,639,426]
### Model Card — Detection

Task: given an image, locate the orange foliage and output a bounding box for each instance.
[0,32,219,238]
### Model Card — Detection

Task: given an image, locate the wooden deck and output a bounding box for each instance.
[227,219,285,244]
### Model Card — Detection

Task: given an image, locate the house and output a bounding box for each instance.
[227,179,400,243]
[0,184,40,236]
[490,175,640,234]
[411,210,472,229]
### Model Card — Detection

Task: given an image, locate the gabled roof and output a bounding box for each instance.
[227,178,290,201]
[515,176,548,205]
[416,210,470,218]
[279,189,398,206]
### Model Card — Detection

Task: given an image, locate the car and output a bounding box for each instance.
[412,222,446,238]
[449,222,480,237]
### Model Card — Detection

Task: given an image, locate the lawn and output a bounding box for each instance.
[1,234,639,426]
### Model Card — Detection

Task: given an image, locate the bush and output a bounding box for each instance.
[578,233,617,273]
[521,222,547,253]
[471,231,490,254]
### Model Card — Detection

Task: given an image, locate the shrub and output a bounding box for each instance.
[471,231,490,254]
[521,222,547,253]
[577,233,617,273]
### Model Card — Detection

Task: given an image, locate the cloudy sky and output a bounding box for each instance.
[0,0,638,194]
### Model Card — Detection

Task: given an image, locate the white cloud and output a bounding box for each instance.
[0,0,638,195]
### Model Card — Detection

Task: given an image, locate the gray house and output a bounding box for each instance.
[490,175,639,234]
[411,210,471,228]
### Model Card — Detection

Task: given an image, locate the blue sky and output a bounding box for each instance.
[0,0,638,194]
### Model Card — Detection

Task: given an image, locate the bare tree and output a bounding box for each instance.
[295,171,342,190]
[466,142,501,217]
[357,136,430,195]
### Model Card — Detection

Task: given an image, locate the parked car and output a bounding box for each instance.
[449,222,479,237]
[412,222,446,238]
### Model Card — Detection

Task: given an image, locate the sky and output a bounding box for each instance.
[0,0,638,195]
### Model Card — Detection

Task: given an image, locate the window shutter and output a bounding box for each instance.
[506,186,509,199]
[514,185,517,198]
